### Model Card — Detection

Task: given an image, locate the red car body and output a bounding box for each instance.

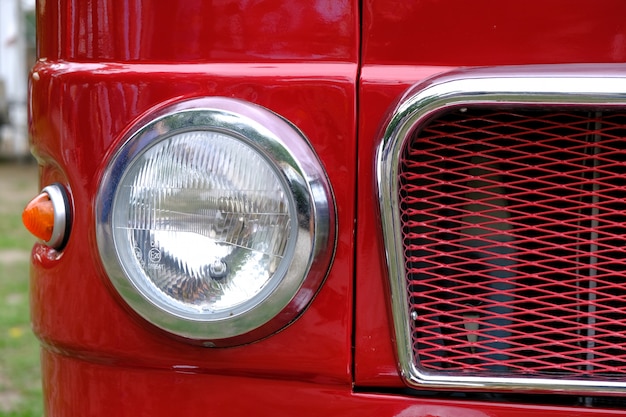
[28,0,626,415]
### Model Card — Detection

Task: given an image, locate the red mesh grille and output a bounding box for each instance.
[400,108,626,380]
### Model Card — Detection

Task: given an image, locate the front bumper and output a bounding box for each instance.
[42,349,626,416]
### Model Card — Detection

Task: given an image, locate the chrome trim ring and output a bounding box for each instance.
[42,183,70,249]
[96,97,336,346]
[376,64,626,395]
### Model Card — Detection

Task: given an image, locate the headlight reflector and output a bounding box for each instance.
[96,97,335,345]
[115,130,295,316]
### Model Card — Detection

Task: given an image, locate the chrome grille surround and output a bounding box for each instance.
[376,65,626,395]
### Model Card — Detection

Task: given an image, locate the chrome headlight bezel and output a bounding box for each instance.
[95,97,336,346]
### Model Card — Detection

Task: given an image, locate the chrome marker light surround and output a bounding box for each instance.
[42,183,70,249]
[376,64,626,395]
[96,97,335,346]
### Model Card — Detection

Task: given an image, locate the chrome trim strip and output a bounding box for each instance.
[376,64,626,395]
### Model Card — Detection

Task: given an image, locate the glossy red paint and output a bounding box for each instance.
[355,66,455,388]
[362,0,626,66]
[37,0,358,62]
[31,0,360,402]
[42,350,626,416]
[29,60,357,384]
[28,0,626,415]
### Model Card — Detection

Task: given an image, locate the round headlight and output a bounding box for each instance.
[96,97,335,346]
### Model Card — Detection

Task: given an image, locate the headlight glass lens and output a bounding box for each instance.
[114,130,295,318]
[96,97,335,345]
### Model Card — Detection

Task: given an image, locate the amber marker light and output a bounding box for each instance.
[22,184,70,249]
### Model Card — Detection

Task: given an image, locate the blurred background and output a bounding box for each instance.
[1,0,35,159]
[1,0,43,415]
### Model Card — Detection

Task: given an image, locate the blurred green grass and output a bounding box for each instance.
[0,160,43,417]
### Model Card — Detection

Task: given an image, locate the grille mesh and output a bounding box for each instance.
[400,108,626,380]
